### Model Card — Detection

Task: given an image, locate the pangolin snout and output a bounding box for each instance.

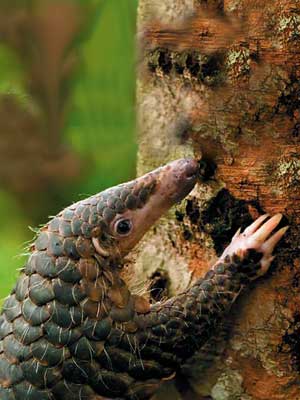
[171,158,199,185]
[181,158,199,179]
[163,158,199,202]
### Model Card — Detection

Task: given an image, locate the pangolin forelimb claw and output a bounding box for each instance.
[251,213,283,242]
[243,213,269,236]
[221,213,287,278]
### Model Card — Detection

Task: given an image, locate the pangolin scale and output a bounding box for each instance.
[0,159,287,400]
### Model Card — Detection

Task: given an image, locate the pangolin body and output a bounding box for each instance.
[0,159,287,400]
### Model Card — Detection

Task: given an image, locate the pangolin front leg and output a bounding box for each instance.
[0,158,287,400]
[109,214,287,399]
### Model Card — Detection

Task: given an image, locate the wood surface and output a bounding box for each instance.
[136,1,300,399]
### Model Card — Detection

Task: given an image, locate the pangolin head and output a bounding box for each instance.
[40,159,199,261]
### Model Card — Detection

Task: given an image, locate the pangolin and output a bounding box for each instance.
[0,158,287,400]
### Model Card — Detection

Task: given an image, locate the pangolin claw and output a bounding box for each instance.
[221,213,288,278]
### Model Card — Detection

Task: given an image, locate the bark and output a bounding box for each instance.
[135,1,300,399]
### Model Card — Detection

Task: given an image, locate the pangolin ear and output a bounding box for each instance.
[91,226,110,257]
[92,236,110,257]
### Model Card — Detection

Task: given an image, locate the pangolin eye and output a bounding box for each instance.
[115,219,133,235]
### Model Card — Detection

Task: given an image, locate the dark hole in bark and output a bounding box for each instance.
[280,313,300,372]
[174,62,184,74]
[186,199,200,224]
[275,75,300,118]
[149,270,169,302]
[292,123,300,138]
[250,51,260,62]
[175,210,184,222]
[201,54,221,78]
[198,158,217,181]
[186,53,200,77]
[183,229,192,240]
[292,271,300,288]
[186,189,264,255]
[158,49,172,74]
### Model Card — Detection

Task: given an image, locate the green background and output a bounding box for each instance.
[0,0,138,299]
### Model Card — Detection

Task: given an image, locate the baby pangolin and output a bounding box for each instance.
[0,158,287,400]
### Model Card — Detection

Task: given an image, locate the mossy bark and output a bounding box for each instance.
[136,1,300,399]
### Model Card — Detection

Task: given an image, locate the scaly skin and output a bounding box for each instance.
[0,159,287,400]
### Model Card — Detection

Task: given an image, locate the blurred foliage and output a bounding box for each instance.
[0,0,138,299]
[67,0,138,193]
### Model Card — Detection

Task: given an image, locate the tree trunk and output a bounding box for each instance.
[135,1,300,399]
